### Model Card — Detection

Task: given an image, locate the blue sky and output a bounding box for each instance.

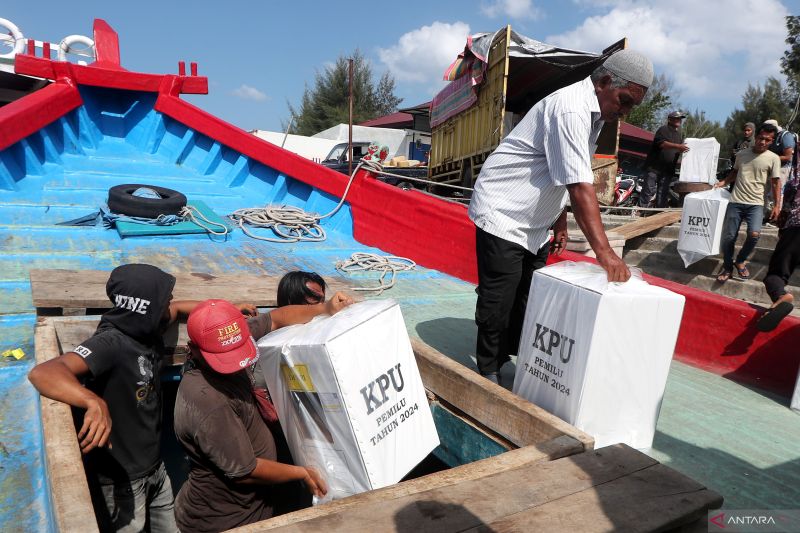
[3,0,797,133]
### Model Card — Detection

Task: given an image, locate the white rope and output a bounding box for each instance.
[335,252,416,294]
[179,205,230,235]
[376,169,475,192]
[230,159,380,243]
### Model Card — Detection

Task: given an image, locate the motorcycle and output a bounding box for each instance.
[613,173,641,210]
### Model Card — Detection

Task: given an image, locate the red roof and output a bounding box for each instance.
[620,121,654,142]
[359,111,413,128]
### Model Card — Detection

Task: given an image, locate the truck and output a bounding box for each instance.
[320,141,429,189]
[427,26,626,204]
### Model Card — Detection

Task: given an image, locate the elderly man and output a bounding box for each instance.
[467,49,653,383]
[639,110,690,209]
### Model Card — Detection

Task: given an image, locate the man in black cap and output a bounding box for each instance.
[639,111,690,209]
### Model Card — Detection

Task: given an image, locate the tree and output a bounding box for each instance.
[626,73,678,131]
[723,77,795,148]
[781,15,800,97]
[288,50,402,136]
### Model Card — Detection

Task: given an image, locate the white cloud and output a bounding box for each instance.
[481,0,542,20]
[378,22,471,86]
[231,84,268,102]
[546,0,789,105]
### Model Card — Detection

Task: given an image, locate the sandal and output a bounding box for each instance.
[735,263,751,280]
[756,301,794,332]
[716,270,732,283]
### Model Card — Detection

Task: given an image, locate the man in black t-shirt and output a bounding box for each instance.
[28,264,255,533]
[638,110,690,208]
[174,295,351,533]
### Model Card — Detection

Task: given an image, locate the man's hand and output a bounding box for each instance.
[324,292,354,315]
[770,206,782,223]
[300,466,328,498]
[678,143,690,153]
[551,224,568,257]
[78,397,112,454]
[236,303,258,316]
[596,249,631,283]
[713,180,726,189]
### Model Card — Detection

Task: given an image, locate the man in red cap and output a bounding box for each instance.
[173,295,351,533]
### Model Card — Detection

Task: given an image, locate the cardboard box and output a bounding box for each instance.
[677,188,730,267]
[513,262,685,449]
[257,299,439,502]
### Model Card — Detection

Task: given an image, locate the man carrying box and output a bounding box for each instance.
[467,49,653,383]
[173,295,351,533]
[714,122,782,283]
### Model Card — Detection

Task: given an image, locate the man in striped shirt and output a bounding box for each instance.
[468,49,653,383]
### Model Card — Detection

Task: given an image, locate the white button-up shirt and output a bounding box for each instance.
[468,76,604,252]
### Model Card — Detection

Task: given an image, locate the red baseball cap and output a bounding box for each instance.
[187,299,259,374]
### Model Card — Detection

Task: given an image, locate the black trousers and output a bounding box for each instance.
[764,226,800,302]
[475,227,550,374]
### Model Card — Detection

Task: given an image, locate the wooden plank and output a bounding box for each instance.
[30,269,355,311]
[411,338,593,450]
[34,318,99,533]
[612,210,682,241]
[230,435,583,532]
[481,463,723,532]
[246,445,678,532]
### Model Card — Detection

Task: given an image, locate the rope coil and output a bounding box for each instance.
[229,159,378,243]
[335,252,416,294]
[179,205,230,236]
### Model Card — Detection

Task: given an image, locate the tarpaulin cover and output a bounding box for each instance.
[256,299,438,503]
[432,28,615,127]
[679,137,720,184]
[513,261,685,449]
[677,188,731,267]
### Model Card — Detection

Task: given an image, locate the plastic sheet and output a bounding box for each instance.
[677,188,731,267]
[256,299,439,503]
[512,261,685,449]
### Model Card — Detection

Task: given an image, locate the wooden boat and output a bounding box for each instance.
[2,17,796,532]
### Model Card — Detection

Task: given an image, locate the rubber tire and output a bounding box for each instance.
[107,184,187,219]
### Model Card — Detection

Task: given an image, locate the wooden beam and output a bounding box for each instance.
[411,338,593,450]
[34,318,99,533]
[482,463,723,532]
[30,269,355,312]
[230,435,583,532]
[612,210,682,241]
[242,444,720,532]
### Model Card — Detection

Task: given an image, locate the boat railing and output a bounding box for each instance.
[0,17,95,74]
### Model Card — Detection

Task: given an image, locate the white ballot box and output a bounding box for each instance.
[513,262,685,449]
[677,188,731,267]
[257,299,439,503]
[679,137,720,184]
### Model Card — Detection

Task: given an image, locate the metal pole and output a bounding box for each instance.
[348,58,354,177]
[281,114,294,149]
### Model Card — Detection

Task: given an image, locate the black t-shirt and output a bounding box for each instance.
[174,363,278,533]
[76,322,164,483]
[645,124,684,174]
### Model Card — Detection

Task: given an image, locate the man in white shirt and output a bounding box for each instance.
[468,49,653,383]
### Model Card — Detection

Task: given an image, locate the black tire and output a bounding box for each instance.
[107,184,187,218]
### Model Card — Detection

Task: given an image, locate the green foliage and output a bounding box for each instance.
[288,51,403,136]
[723,77,795,148]
[781,15,800,96]
[626,73,676,131]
